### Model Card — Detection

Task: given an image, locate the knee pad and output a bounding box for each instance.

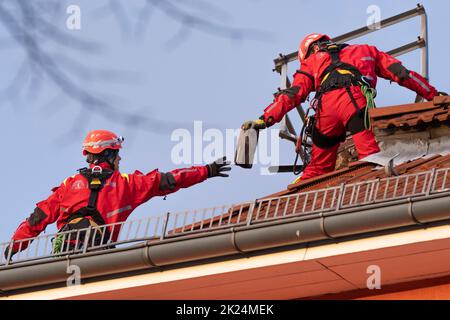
[346,109,366,135]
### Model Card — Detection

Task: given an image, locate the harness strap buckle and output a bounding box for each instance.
[90,178,102,186]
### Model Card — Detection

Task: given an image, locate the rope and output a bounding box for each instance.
[293,153,302,175]
[361,84,377,129]
[52,235,63,254]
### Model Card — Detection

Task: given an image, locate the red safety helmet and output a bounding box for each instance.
[82,130,124,155]
[298,33,331,62]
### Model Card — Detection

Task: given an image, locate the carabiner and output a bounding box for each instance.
[91,165,103,175]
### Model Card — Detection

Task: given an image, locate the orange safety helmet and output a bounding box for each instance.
[82,130,124,155]
[298,33,331,62]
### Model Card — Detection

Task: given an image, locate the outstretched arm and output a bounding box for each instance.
[126,157,231,206]
[372,46,438,100]
[7,184,64,256]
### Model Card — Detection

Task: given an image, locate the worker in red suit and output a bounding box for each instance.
[242,33,443,181]
[5,130,231,259]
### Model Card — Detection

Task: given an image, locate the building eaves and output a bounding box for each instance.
[2,186,450,294]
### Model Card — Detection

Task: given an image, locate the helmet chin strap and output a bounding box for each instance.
[108,156,117,171]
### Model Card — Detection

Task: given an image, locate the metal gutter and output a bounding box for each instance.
[1,192,449,294]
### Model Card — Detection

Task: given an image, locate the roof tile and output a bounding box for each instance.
[370,95,450,130]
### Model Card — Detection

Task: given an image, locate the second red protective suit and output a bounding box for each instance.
[263,38,438,180]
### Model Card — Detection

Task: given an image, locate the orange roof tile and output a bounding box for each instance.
[370,95,450,130]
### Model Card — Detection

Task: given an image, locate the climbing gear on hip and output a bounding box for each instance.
[296,107,314,166]
[293,104,347,175]
[52,166,114,254]
[293,108,314,175]
[303,97,347,151]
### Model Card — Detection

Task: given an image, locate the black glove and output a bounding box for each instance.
[206,156,231,178]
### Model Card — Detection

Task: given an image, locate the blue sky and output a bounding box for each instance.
[0,0,448,242]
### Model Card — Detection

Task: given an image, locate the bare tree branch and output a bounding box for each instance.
[134,0,154,37]
[171,0,233,22]
[0,0,270,142]
[0,1,188,135]
[108,0,131,37]
[164,24,192,50]
[0,59,30,103]
[149,0,269,42]
[21,1,102,53]
[51,52,142,84]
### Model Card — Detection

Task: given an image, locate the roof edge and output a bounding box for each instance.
[1,191,449,295]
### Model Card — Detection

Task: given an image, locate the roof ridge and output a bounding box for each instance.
[370,96,449,120]
[370,100,438,119]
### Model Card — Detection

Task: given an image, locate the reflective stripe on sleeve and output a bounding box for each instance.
[409,72,431,92]
[106,205,132,218]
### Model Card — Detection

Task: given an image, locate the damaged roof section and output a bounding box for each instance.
[288,96,450,191]
[330,96,450,174]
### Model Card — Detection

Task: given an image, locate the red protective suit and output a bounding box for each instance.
[10,162,209,251]
[263,44,438,180]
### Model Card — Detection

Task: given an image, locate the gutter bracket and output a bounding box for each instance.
[230,227,247,256]
[320,212,336,241]
[407,197,425,226]
[143,242,160,269]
